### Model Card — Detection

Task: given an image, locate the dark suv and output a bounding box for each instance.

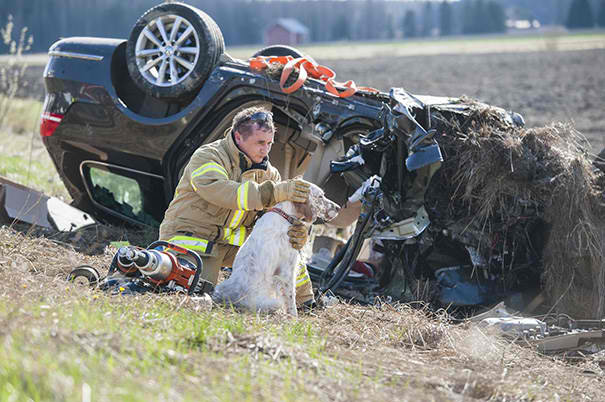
[41,2,535,306]
[40,1,503,228]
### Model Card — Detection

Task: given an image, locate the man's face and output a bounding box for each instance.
[234,127,274,164]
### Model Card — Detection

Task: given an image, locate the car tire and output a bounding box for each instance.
[252,45,316,64]
[126,2,224,100]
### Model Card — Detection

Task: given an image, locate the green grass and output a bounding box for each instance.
[2,225,604,401]
[226,29,605,60]
[0,96,69,199]
[0,96,42,134]
[0,293,334,402]
[8,29,605,67]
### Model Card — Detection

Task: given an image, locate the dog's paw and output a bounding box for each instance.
[189,293,213,313]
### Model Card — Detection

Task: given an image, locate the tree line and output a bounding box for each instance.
[1,0,604,54]
[566,0,605,28]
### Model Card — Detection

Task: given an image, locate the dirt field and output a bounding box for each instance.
[322,48,605,152]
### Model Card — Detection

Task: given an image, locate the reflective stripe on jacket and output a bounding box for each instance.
[159,130,280,249]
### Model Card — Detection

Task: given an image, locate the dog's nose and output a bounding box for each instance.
[327,207,340,220]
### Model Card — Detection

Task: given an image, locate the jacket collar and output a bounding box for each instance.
[224,129,268,172]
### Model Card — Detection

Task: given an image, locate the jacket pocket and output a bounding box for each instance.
[192,202,227,226]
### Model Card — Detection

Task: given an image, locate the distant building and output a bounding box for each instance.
[264,19,309,46]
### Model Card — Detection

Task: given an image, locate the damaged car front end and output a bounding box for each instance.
[309,88,544,310]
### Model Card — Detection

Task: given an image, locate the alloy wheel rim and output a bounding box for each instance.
[134,14,201,87]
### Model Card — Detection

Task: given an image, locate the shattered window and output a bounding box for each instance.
[83,163,163,227]
[89,167,143,218]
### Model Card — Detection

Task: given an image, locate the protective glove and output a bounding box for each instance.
[287,222,309,250]
[273,179,311,204]
[348,175,381,204]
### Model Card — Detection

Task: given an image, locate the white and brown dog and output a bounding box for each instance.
[212,183,340,316]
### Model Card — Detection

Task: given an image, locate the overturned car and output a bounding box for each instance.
[40,2,605,315]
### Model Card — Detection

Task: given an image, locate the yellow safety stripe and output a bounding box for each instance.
[237,181,250,210]
[296,264,311,287]
[190,163,229,191]
[296,278,310,287]
[229,209,245,228]
[191,162,228,179]
[168,235,209,252]
[296,276,310,287]
[223,226,246,246]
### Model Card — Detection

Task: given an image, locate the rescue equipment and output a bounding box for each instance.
[67,241,211,296]
[249,55,379,98]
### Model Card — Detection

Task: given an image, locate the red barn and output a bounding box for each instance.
[264,19,309,46]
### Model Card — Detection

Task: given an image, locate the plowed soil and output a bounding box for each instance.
[322,48,605,152]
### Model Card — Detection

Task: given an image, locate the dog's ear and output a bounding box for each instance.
[293,200,315,223]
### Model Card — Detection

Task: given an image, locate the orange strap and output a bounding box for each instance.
[249,55,379,98]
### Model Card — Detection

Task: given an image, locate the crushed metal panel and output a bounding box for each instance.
[47,196,95,231]
[0,177,95,231]
[534,330,605,353]
[0,177,54,228]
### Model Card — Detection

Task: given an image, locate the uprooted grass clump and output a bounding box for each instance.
[428,101,605,318]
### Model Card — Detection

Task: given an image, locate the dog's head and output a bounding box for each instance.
[293,183,340,223]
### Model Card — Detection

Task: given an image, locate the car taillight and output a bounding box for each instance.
[40,112,64,137]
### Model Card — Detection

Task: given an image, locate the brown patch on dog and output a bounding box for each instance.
[293,201,314,223]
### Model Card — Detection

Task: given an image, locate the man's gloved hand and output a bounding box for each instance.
[348,175,381,204]
[274,179,311,204]
[287,222,309,250]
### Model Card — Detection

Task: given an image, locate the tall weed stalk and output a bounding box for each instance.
[0,15,33,128]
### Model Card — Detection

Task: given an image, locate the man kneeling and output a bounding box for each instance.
[158,106,315,307]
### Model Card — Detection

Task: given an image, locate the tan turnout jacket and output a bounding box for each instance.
[159,130,280,253]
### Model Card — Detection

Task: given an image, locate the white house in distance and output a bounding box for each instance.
[264,18,309,46]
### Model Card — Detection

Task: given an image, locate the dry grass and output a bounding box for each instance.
[425,101,605,318]
[0,97,70,200]
[1,226,605,401]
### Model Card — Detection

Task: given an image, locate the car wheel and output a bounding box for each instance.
[126,2,224,100]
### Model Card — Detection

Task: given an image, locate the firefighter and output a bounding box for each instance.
[159,106,315,307]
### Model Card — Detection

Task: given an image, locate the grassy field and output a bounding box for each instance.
[2,228,605,401]
[2,36,605,400]
[0,96,69,200]
[5,30,604,65]
[228,30,605,60]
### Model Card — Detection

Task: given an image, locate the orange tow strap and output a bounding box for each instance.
[249,55,379,98]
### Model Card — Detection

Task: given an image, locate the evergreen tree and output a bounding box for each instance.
[597,0,605,27]
[422,2,433,37]
[331,14,350,41]
[402,10,417,38]
[386,15,395,39]
[462,0,476,34]
[486,1,506,33]
[566,0,595,29]
[473,0,486,34]
[439,1,453,36]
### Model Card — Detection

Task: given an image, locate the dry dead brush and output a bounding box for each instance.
[430,103,605,318]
